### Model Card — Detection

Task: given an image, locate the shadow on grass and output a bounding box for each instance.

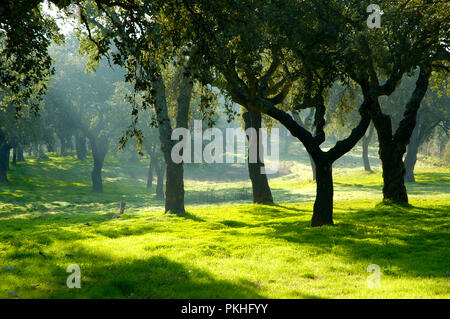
[261,203,449,279]
[37,247,266,299]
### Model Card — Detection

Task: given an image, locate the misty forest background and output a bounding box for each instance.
[0,1,449,298]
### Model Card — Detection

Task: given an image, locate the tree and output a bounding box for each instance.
[155,0,373,226]
[332,0,449,203]
[73,1,211,213]
[45,34,127,191]
[0,1,64,113]
[379,75,450,182]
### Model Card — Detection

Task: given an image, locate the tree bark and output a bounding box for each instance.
[266,96,371,227]
[90,136,108,192]
[152,72,187,214]
[12,147,17,166]
[146,155,154,189]
[75,134,87,160]
[0,139,11,183]
[17,146,24,162]
[6,147,10,171]
[311,161,334,227]
[369,67,431,202]
[404,126,421,183]
[59,134,67,156]
[155,159,165,199]
[308,153,316,180]
[362,122,374,171]
[243,111,274,203]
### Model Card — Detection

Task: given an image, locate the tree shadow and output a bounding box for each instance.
[260,203,450,279]
[27,247,266,299]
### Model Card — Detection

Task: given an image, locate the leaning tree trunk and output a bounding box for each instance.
[90,136,108,192]
[243,111,274,204]
[311,161,334,227]
[404,127,421,183]
[362,123,374,172]
[371,67,430,203]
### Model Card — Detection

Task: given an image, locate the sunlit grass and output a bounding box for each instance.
[0,146,449,298]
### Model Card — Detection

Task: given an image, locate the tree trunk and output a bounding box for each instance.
[59,135,67,156]
[243,111,274,204]
[404,126,421,183]
[362,123,374,171]
[311,161,334,227]
[6,147,10,171]
[75,134,87,161]
[404,141,419,183]
[380,147,408,202]
[308,153,316,180]
[370,67,430,203]
[17,147,24,162]
[0,142,10,183]
[146,156,154,189]
[12,147,17,166]
[38,144,48,159]
[90,136,108,192]
[155,159,165,199]
[152,74,186,213]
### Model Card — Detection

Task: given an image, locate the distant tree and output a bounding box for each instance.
[46,34,127,192]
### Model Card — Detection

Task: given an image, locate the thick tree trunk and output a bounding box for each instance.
[75,134,87,160]
[308,153,316,180]
[380,146,408,202]
[266,96,371,227]
[90,136,108,192]
[91,160,103,192]
[311,161,334,227]
[370,67,430,203]
[362,123,374,171]
[243,111,274,204]
[152,73,186,214]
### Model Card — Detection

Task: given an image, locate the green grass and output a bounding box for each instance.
[0,145,449,299]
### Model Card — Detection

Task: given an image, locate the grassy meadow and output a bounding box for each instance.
[0,141,449,299]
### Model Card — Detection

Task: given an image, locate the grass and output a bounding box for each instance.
[0,143,449,299]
